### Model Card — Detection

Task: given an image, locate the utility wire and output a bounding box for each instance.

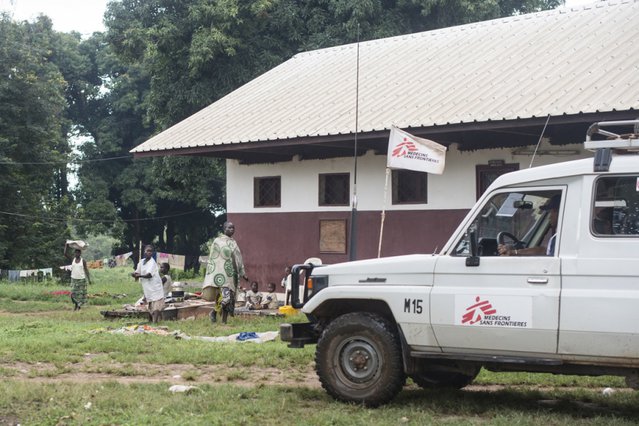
[0,154,224,166]
[0,155,134,166]
[0,208,207,223]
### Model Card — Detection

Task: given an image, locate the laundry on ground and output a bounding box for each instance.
[91,324,279,343]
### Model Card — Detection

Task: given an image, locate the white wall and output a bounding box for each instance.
[226,142,589,214]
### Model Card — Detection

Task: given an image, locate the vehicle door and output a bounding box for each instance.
[431,187,564,354]
[559,175,639,358]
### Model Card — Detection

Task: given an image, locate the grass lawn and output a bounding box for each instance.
[0,267,637,425]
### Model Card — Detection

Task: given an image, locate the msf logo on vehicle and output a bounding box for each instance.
[391,138,419,157]
[457,295,530,328]
[461,297,496,325]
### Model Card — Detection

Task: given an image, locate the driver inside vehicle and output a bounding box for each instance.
[498,194,560,256]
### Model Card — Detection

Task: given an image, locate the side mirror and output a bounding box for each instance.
[466,230,480,267]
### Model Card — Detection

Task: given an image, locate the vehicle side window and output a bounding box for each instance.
[592,176,639,236]
[453,190,560,256]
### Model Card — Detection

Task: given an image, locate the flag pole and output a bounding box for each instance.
[377,167,391,258]
[349,23,361,261]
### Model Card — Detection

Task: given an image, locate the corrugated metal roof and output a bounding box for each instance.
[132,0,639,154]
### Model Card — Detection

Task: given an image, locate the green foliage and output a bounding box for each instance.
[83,233,118,260]
[72,31,224,263]
[103,0,563,132]
[1,267,639,424]
[0,15,74,269]
[171,267,205,281]
[0,0,563,270]
[82,0,561,263]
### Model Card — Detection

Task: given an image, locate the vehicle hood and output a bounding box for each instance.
[312,254,439,286]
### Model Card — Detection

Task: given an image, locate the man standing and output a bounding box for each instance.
[64,244,91,311]
[203,222,248,323]
[131,244,165,323]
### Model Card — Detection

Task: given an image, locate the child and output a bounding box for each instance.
[281,266,292,305]
[160,262,173,296]
[245,281,263,310]
[261,282,279,310]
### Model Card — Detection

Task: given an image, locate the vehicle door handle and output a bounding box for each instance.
[527,278,548,284]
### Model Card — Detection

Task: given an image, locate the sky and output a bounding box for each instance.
[0,0,600,36]
[0,0,109,35]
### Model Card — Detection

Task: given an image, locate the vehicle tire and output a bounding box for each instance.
[410,367,479,390]
[315,312,405,407]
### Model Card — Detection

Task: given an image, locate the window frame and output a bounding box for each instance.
[451,187,564,257]
[391,169,428,205]
[318,173,350,207]
[253,176,281,208]
[591,175,639,238]
[476,163,519,200]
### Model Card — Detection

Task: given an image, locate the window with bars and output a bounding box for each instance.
[319,173,350,206]
[476,163,519,200]
[392,170,427,204]
[254,176,281,207]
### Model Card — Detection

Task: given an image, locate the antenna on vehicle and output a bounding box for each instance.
[529,114,551,168]
[349,23,361,261]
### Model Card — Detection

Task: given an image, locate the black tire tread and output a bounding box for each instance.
[315,312,405,407]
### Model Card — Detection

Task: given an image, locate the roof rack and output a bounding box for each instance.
[584,120,639,172]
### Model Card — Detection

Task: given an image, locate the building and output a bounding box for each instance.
[132,1,639,284]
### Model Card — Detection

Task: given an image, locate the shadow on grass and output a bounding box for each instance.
[393,387,639,422]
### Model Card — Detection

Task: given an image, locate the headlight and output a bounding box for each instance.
[307,275,328,298]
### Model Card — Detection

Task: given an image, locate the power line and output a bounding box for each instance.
[0,208,208,223]
[0,155,134,166]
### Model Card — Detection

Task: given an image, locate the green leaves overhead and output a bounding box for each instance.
[0,15,73,268]
[0,0,563,267]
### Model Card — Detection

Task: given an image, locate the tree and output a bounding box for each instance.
[0,15,74,269]
[73,0,563,265]
[73,32,225,265]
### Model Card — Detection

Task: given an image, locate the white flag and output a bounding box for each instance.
[386,126,447,174]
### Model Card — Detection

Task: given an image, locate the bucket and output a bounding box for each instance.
[171,282,185,302]
[278,305,299,316]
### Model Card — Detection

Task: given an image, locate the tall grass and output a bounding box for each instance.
[1,267,638,424]
[0,381,638,425]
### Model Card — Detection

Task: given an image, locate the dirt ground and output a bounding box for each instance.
[2,359,321,387]
[0,310,632,395]
[4,360,630,396]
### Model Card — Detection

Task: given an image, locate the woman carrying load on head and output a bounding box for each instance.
[64,243,91,311]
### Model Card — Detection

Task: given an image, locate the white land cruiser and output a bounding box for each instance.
[280,120,639,407]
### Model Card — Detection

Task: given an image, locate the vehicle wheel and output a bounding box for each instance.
[315,312,405,407]
[410,367,479,390]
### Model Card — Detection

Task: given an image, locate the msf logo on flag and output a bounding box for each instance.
[461,296,497,325]
[391,138,419,158]
[386,126,447,175]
